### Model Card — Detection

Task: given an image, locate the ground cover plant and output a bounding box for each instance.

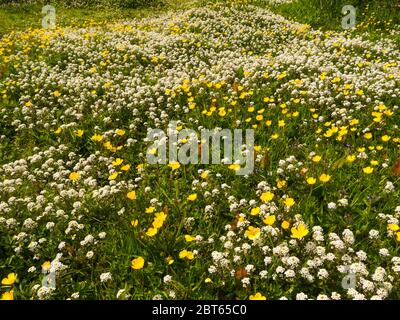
[0,0,399,300]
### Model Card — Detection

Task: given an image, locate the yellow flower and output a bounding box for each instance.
[276,180,286,189]
[397,232,400,242]
[1,273,16,286]
[370,160,379,166]
[75,130,84,137]
[53,90,61,97]
[260,191,274,203]
[249,292,266,300]
[263,215,276,226]
[54,127,62,134]
[116,129,125,136]
[381,135,391,142]
[152,218,164,229]
[169,161,181,170]
[127,191,136,200]
[319,174,331,183]
[69,172,80,181]
[91,134,103,142]
[131,257,145,270]
[155,212,167,222]
[306,177,316,185]
[363,132,372,140]
[166,256,174,265]
[121,164,131,171]
[363,167,374,174]
[250,207,261,216]
[146,227,158,237]
[312,155,322,162]
[388,224,399,231]
[346,155,356,163]
[184,235,196,242]
[291,223,309,239]
[205,278,213,283]
[179,250,194,260]
[42,261,51,270]
[283,197,295,207]
[187,193,197,201]
[131,219,139,227]
[146,206,155,214]
[112,158,124,166]
[200,171,209,179]
[245,226,261,240]
[108,172,119,180]
[281,220,290,229]
[228,164,241,171]
[1,291,13,300]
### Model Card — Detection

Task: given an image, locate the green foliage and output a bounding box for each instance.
[0,0,164,9]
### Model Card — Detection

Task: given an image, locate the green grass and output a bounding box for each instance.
[0,0,197,36]
[270,0,400,44]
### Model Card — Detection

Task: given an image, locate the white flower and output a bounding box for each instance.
[100,272,112,283]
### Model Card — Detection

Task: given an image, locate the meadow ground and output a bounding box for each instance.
[0,0,399,300]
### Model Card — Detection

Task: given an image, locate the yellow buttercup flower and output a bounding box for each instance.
[108,172,119,180]
[249,292,266,300]
[363,167,374,174]
[112,158,124,166]
[91,134,103,142]
[42,261,51,270]
[152,218,164,229]
[184,235,196,242]
[229,164,241,171]
[131,257,145,270]
[263,215,276,226]
[319,174,331,183]
[346,155,356,163]
[276,179,286,189]
[281,220,290,229]
[260,191,274,202]
[291,223,309,239]
[179,250,194,260]
[388,224,399,231]
[116,129,125,136]
[245,226,261,240]
[250,207,261,216]
[146,207,155,214]
[131,219,139,227]
[75,130,84,137]
[200,171,209,179]
[187,193,197,201]
[127,191,136,200]
[306,177,316,185]
[146,227,158,237]
[381,135,391,142]
[283,197,295,207]
[1,291,13,300]
[169,161,181,170]
[312,155,322,162]
[1,273,16,286]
